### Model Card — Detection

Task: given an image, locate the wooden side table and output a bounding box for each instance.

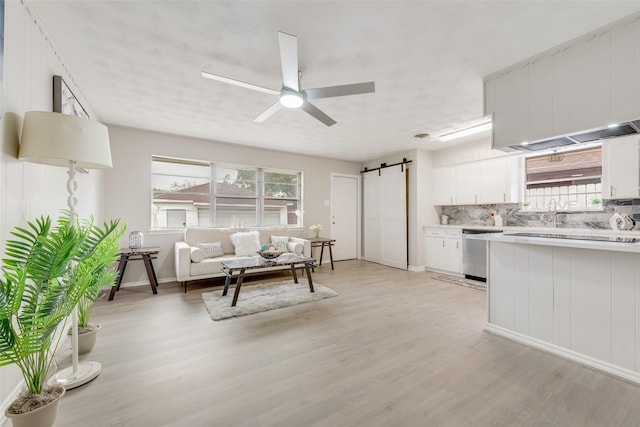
[108,247,160,301]
[310,237,336,270]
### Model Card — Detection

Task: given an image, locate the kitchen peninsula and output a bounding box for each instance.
[470,231,640,385]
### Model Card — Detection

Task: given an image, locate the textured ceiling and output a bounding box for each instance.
[27,0,640,162]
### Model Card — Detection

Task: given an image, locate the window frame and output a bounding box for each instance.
[151,156,303,230]
[522,144,603,212]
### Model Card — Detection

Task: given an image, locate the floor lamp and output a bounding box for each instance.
[18,111,112,389]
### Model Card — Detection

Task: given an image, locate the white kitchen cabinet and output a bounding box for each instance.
[491,70,518,148]
[454,163,480,204]
[612,21,637,123]
[444,229,462,274]
[528,56,554,142]
[602,134,640,199]
[570,32,612,132]
[513,66,530,146]
[432,156,523,206]
[486,17,639,150]
[552,50,573,137]
[433,167,456,205]
[424,227,462,274]
[476,157,509,204]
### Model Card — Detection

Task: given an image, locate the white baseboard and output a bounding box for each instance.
[408,265,425,272]
[485,323,640,385]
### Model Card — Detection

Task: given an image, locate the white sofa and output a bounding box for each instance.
[175,228,311,292]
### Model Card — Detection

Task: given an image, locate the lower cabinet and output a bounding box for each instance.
[424,227,462,274]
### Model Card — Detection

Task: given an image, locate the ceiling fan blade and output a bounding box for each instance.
[304,82,375,100]
[301,101,337,127]
[278,32,299,92]
[254,101,283,123]
[202,71,279,95]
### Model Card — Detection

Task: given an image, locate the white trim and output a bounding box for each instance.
[485,323,640,385]
[408,265,425,272]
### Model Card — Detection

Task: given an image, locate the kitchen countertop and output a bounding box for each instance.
[424,224,640,237]
[465,230,640,253]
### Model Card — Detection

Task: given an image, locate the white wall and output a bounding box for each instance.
[432,137,512,168]
[103,125,362,284]
[1,0,105,416]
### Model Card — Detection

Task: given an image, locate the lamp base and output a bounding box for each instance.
[49,361,102,390]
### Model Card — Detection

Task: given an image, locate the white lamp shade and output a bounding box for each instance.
[19,111,112,169]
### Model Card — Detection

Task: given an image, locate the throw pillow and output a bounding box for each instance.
[230,231,261,257]
[197,242,224,258]
[271,236,289,251]
[190,247,206,263]
[286,242,304,255]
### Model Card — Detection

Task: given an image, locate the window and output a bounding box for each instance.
[523,145,602,211]
[151,156,302,229]
[263,171,301,227]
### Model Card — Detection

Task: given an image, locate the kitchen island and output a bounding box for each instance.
[469,231,640,385]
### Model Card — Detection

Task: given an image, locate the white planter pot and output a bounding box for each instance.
[77,324,101,354]
[5,386,65,427]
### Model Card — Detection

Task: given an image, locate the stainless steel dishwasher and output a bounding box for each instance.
[462,229,503,281]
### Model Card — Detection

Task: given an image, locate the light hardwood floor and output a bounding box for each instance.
[52,260,640,426]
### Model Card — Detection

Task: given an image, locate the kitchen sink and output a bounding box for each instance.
[508,232,640,243]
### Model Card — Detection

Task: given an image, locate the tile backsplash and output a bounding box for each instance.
[440,200,640,230]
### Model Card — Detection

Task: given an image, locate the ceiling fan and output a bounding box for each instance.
[202,31,375,126]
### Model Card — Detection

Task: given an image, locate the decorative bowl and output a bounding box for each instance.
[257,250,285,260]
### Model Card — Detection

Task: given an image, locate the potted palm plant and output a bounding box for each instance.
[74,215,126,354]
[0,214,123,427]
[75,287,104,354]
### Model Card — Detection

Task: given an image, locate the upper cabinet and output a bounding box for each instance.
[528,56,554,142]
[602,135,640,199]
[486,16,640,149]
[433,156,523,206]
[612,22,637,122]
[433,167,456,205]
[569,32,612,132]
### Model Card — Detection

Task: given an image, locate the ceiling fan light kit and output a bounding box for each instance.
[279,88,304,108]
[202,31,375,126]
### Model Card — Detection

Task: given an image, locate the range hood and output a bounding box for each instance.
[510,119,640,152]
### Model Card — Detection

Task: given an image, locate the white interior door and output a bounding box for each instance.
[379,167,407,269]
[330,174,360,261]
[363,173,380,263]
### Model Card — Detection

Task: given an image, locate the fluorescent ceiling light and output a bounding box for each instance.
[440,122,492,141]
[280,89,303,108]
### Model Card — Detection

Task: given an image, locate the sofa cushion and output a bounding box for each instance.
[271,236,289,250]
[230,231,261,256]
[184,228,236,254]
[197,242,224,258]
[190,255,243,277]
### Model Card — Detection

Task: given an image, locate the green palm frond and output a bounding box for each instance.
[0,214,124,394]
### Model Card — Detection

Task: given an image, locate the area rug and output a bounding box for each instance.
[202,279,338,321]
[433,274,487,291]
